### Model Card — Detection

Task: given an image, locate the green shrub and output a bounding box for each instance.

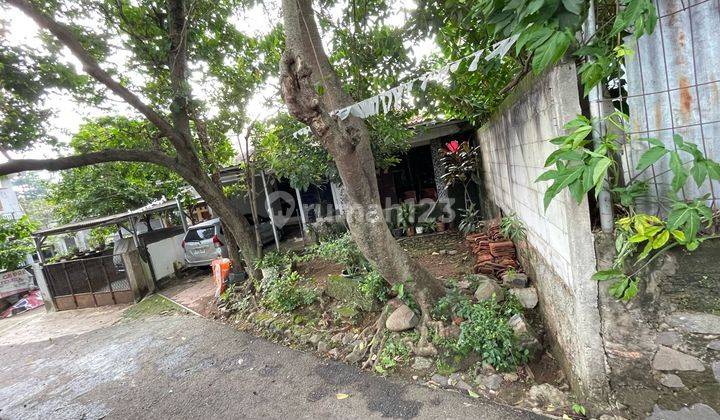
[255,250,309,272]
[374,337,411,374]
[433,286,470,322]
[261,271,316,313]
[255,251,292,270]
[391,282,418,312]
[454,299,529,372]
[500,213,527,242]
[358,270,390,303]
[310,233,367,275]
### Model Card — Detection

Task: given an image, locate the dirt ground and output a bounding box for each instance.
[0,313,543,419]
[400,232,475,280]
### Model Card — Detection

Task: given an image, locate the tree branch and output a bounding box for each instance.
[0,149,183,177]
[6,0,185,147]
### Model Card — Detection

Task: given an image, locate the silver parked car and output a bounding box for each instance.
[182,216,277,267]
[182,218,228,267]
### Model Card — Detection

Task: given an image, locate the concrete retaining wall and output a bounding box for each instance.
[475,62,608,399]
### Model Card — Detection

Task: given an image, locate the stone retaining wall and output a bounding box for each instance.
[595,234,720,417]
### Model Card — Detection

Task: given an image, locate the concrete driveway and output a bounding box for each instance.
[0,312,543,419]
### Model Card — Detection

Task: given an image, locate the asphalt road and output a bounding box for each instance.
[0,314,543,419]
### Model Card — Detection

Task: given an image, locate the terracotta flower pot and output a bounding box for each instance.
[436,221,446,232]
[405,226,416,237]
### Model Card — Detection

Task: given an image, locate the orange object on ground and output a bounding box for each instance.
[211,258,232,298]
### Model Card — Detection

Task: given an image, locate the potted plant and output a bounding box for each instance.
[435,217,447,232]
[388,221,404,238]
[421,220,437,234]
[398,202,416,237]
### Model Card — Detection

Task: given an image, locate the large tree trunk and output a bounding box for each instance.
[165,0,261,279]
[279,0,444,302]
[182,172,262,279]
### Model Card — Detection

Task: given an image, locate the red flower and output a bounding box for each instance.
[445,140,460,153]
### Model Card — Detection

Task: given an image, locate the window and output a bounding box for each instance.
[184,226,215,242]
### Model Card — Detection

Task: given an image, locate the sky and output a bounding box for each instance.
[1,0,438,165]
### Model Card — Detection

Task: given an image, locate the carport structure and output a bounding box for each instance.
[32,199,184,310]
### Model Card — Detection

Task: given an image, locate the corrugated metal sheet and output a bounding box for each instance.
[621,0,720,214]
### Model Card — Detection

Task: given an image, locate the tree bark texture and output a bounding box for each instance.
[280,0,444,300]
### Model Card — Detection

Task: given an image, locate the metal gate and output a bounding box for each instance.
[42,255,134,311]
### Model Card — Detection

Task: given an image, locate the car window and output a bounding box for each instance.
[185,226,215,242]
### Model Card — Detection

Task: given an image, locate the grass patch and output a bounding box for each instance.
[121,294,188,321]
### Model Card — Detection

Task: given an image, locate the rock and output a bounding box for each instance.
[325,275,374,311]
[657,331,682,347]
[455,380,473,391]
[342,333,354,346]
[447,250,458,255]
[317,341,329,353]
[345,346,366,364]
[480,363,496,374]
[666,312,720,335]
[430,374,449,386]
[448,373,472,391]
[659,373,685,388]
[713,361,720,383]
[528,383,570,407]
[647,403,720,420]
[474,277,504,302]
[502,372,519,382]
[331,333,344,343]
[309,334,321,346]
[328,348,340,359]
[508,314,541,354]
[707,340,720,351]
[447,373,462,385]
[333,305,359,321]
[481,374,503,391]
[509,287,538,309]
[502,271,529,288]
[411,357,433,370]
[385,305,419,332]
[599,415,629,420]
[438,250,447,255]
[652,346,705,372]
[438,324,461,340]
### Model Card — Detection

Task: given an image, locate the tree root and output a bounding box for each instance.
[361,305,392,370]
[411,290,438,357]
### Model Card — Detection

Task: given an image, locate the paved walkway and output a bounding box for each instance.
[0,304,129,346]
[0,313,543,419]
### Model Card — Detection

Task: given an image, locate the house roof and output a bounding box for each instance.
[33,199,180,238]
[408,119,473,146]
